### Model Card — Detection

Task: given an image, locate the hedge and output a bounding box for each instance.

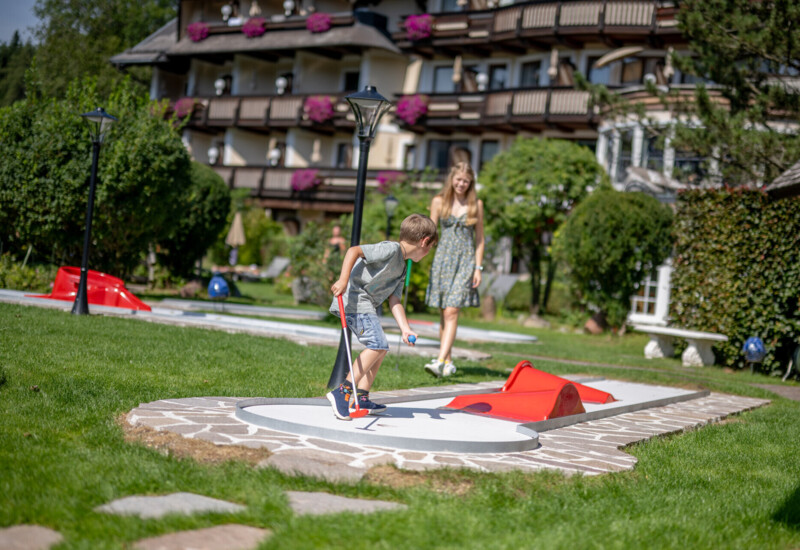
[671,189,800,374]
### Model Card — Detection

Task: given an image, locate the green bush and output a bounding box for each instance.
[503,280,532,312]
[554,188,673,328]
[0,254,57,292]
[672,189,800,374]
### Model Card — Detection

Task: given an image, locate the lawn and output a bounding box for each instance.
[1,302,799,549]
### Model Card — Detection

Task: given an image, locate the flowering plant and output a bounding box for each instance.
[404,14,432,40]
[395,94,429,125]
[173,97,196,118]
[187,22,210,42]
[376,171,407,193]
[304,95,335,123]
[291,169,322,192]
[242,17,266,38]
[306,12,333,33]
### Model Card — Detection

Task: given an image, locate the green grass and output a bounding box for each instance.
[2,302,800,549]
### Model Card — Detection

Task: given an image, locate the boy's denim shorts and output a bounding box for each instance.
[345,312,389,351]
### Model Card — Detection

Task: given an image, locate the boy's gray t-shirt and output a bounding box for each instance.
[330,241,406,316]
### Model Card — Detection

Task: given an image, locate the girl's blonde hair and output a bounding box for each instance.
[437,162,478,226]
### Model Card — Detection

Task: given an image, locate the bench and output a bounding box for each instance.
[631,324,728,367]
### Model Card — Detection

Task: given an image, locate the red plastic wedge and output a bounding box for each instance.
[444,360,615,422]
[28,266,151,311]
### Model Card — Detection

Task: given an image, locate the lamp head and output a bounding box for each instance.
[275,76,288,95]
[345,85,393,140]
[208,145,220,165]
[384,194,400,217]
[80,107,117,143]
[214,78,227,96]
[221,3,232,21]
[267,147,282,166]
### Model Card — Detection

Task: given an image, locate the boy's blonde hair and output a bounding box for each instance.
[399,213,438,246]
[438,162,479,226]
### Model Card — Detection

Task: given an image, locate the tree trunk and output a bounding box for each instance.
[542,254,556,312]
[528,244,541,314]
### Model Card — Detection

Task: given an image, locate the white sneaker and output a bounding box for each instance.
[442,361,457,376]
[424,359,444,378]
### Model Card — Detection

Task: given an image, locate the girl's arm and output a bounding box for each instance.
[331,246,363,296]
[429,195,443,225]
[472,199,485,288]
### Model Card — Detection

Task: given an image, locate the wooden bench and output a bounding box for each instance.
[631,324,728,367]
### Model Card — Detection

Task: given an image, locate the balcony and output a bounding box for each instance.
[178,93,356,134]
[393,1,682,56]
[399,87,598,134]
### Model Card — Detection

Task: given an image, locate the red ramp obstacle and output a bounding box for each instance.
[444,360,615,423]
[29,266,151,311]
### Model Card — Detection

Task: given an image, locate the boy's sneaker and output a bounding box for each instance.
[326,385,352,421]
[442,361,457,377]
[424,359,444,378]
[353,391,388,415]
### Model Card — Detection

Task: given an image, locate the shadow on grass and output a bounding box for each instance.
[774,484,800,529]
[456,365,509,379]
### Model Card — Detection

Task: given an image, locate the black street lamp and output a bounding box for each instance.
[327,86,392,389]
[383,194,399,239]
[71,107,117,316]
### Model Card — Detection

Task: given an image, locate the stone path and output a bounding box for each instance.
[126,385,769,479]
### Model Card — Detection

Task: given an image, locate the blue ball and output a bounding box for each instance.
[408,335,416,343]
[743,337,766,363]
[208,275,230,299]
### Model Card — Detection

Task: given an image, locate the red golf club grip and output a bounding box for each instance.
[337,295,346,329]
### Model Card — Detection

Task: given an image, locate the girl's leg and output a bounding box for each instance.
[438,306,460,363]
[352,348,388,391]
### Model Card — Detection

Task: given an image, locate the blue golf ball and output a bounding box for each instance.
[408,335,416,343]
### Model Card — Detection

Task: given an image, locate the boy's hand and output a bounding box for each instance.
[331,279,347,296]
[403,331,417,346]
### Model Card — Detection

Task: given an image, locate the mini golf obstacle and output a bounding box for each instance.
[236,360,709,454]
[29,266,150,311]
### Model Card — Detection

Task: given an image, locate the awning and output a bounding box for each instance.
[592,46,645,68]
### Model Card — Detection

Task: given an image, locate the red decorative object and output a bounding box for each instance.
[395,94,428,125]
[304,95,335,123]
[242,17,266,38]
[404,14,432,41]
[376,171,406,193]
[306,12,332,33]
[173,97,195,118]
[28,267,151,311]
[187,22,210,42]
[291,169,322,191]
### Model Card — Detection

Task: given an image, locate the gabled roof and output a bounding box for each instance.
[110,17,400,67]
[766,159,800,198]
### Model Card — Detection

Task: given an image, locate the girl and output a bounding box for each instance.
[424,162,485,377]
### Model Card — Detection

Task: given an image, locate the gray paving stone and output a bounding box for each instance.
[133,524,270,550]
[286,491,407,516]
[260,450,365,482]
[95,492,246,519]
[0,525,63,550]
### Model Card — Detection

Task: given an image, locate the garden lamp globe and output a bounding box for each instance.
[80,107,117,143]
[345,85,393,140]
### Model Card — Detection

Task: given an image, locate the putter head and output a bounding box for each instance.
[350,408,369,418]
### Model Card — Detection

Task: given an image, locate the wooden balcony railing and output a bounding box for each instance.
[401,87,598,133]
[393,0,682,52]
[179,93,356,132]
[181,13,358,40]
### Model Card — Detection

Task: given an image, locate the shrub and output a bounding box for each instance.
[0,254,57,292]
[671,189,800,374]
[554,188,673,328]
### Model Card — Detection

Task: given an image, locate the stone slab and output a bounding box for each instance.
[0,525,63,550]
[286,491,407,516]
[133,524,270,550]
[95,492,245,519]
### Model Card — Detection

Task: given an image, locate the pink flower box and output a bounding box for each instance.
[291,169,323,192]
[242,17,266,38]
[173,97,196,118]
[396,94,429,125]
[404,14,432,41]
[187,22,209,42]
[304,95,335,123]
[306,12,332,33]
[376,171,406,193]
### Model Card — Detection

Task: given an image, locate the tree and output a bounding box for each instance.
[155,162,231,279]
[31,0,175,98]
[479,138,608,315]
[0,77,192,276]
[553,188,673,329]
[0,31,36,106]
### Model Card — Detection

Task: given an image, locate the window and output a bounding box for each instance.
[427,139,470,170]
[441,0,463,10]
[342,71,360,92]
[620,57,644,85]
[433,66,455,93]
[335,143,352,168]
[616,129,634,181]
[403,144,416,170]
[488,64,507,90]
[479,140,499,169]
[673,147,705,185]
[519,61,541,87]
[642,132,664,172]
[631,270,658,315]
[587,56,612,85]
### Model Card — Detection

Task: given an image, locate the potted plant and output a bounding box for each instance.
[187,22,210,42]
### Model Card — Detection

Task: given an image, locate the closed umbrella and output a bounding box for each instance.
[225,211,246,265]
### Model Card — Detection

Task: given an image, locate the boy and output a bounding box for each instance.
[327,213,438,420]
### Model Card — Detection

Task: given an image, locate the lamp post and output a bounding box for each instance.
[383,194,399,239]
[71,107,117,315]
[327,85,393,389]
